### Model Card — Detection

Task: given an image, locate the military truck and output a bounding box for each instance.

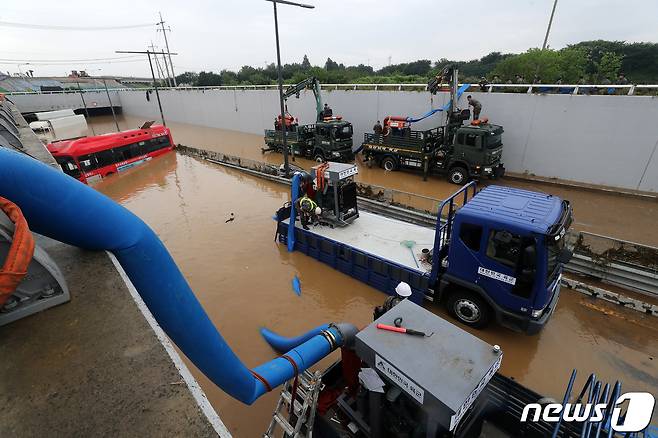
[262,77,354,163]
[360,67,505,183]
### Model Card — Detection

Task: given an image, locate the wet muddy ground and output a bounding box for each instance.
[91,114,658,247]
[90,140,657,435]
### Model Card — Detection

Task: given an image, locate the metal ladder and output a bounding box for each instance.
[264,370,323,438]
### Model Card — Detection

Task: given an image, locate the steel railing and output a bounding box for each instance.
[5,83,658,96]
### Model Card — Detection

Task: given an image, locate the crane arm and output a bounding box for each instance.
[282,76,324,121]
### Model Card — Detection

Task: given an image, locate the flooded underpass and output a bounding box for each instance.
[91,114,658,247]
[91,142,657,435]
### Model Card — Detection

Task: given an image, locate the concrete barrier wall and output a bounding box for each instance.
[123,89,657,192]
[9,91,120,114]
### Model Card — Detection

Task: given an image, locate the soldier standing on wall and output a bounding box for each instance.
[467,95,482,120]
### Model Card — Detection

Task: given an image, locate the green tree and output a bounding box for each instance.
[597,52,623,82]
[492,48,561,82]
[325,58,339,71]
[175,71,198,85]
[196,71,222,86]
[301,55,311,70]
[557,47,587,82]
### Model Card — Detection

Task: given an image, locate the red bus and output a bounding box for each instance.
[47,122,175,184]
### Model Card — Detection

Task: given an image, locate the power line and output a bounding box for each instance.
[0,55,142,63]
[0,20,156,31]
[0,59,145,66]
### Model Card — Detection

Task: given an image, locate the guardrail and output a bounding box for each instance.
[5,83,658,96]
[566,231,658,296]
[176,144,658,314]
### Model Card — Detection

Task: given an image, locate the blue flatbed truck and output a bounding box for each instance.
[275,179,573,334]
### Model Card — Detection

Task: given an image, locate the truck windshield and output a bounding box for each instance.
[486,134,502,149]
[55,156,81,179]
[546,234,564,284]
[333,125,353,140]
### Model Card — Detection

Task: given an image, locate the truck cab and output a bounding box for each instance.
[311,119,354,162]
[433,184,573,334]
[443,122,505,184]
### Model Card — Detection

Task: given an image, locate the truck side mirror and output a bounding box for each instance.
[557,248,573,264]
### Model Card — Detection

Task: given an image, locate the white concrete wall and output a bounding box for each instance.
[117,88,658,193]
[9,91,120,114]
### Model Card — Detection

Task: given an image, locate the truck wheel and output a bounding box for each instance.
[447,290,491,329]
[381,156,398,171]
[448,166,468,185]
[314,153,325,163]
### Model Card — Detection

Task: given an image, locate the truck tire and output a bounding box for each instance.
[446,290,492,329]
[314,152,325,163]
[381,156,398,172]
[448,166,468,185]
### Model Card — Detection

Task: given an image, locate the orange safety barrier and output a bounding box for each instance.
[0,197,35,307]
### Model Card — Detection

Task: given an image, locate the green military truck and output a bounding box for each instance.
[360,66,505,183]
[361,118,505,184]
[264,119,354,163]
[262,77,355,163]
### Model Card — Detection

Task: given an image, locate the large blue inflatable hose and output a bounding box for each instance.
[0,148,357,404]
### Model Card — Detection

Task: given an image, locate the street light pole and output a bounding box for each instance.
[542,0,558,50]
[272,1,289,176]
[266,0,314,177]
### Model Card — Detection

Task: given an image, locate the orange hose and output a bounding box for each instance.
[316,162,329,192]
[0,197,35,307]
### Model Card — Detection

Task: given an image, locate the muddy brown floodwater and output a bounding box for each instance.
[92,137,658,435]
[91,114,658,247]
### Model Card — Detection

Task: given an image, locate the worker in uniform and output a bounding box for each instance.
[323,103,333,118]
[295,195,321,230]
[298,172,316,199]
[373,282,412,320]
[373,120,383,136]
[478,77,488,92]
[467,95,482,120]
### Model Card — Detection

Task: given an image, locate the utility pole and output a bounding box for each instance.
[116,50,178,126]
[542,0,558,50]
[265,0,315,177]
[160,50,173,87]
[157,12,176,86]
[148,41,167,86]
[76,81,95,135]
[102,77,120,131]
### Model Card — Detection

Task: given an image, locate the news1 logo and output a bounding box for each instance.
[521,392,656,432]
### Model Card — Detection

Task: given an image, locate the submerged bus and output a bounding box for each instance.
[47,122,174,184]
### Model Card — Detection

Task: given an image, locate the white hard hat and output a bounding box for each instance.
[395,282,412,297]
[315,207,322,215]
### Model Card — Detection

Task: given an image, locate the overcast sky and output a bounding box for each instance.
[1,0,656,78]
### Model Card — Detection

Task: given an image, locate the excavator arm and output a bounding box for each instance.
[283,77,324,122]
